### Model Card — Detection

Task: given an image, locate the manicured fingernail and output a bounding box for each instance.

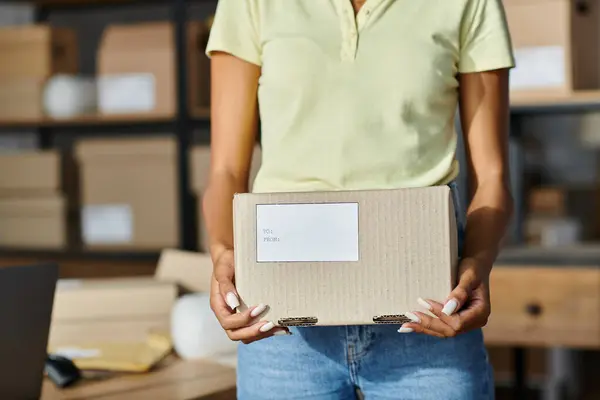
[417,297,432,310]
[259,321,275,333]
[442,299,459,316]
[226,292,240,310]
[405,312,421,323]
[273,330,291,336]
[398,325,414,333]
[250,303,267,318]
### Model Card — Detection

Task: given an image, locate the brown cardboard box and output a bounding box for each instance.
[97,21,208,116]
[155,249,214,293]
[233,186,458,326]
[528,186,600,239]
[76,137,178,250]
[49,318,170,347]
[0,24,78,78]
[52,277,177,322]
[0,196,67,248]
[0,150,60,195]
[191,145,262,252]
[505,0,600,97]
[0,78,45,120]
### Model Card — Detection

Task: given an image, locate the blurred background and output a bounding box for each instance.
[0,0,598,399]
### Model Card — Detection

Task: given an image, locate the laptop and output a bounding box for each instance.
[0,264,58,399]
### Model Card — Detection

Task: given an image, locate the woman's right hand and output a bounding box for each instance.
[210,248,290,344]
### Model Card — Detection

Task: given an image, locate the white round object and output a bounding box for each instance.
[171,293,238,360]
[43,75,97,118]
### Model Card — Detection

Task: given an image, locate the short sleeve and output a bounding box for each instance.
[205,0,262,66]
[458,0,515,73]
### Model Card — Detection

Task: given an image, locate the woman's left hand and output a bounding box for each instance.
[400,258,491,338]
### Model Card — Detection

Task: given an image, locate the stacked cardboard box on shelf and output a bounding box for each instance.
[190,145,262,252]
[504,0,600,99]
[525,186,600,245]
[76,137,178,250]
[0,24,78,119]
[0,151,76,249]
[97,21,209,116]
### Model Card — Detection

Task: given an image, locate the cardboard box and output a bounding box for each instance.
[505,0,600,97]
[0,196,67,248]
[191,145,262,252]
[0,78,45,120]
[53,277,177,322]
[233,186,458,326]
[0,150,60,195]
[49,318,170,347]
[155,249,214,293]
[76,137,178,250]
[524,215,582,246]
[97,21,208,116]
[528,186,600,239]
[0,24,78,79]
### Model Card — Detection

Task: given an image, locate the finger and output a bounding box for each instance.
[443,268,478,316]
[418,298,464,333]
[214,267,239,311]
[412,311,457,338]
[399,323,445,339]
[228,320,290,342]
[219,303,269,330]
[210,275,234,317]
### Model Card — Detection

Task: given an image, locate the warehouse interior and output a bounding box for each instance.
[0,0,598,399]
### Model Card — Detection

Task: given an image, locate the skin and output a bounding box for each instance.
[401,69,513,337]
[204,0,513,343]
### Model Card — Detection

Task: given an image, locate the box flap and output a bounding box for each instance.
[155,249,213,293]
[75,137,176,161]
[233,186,458,326]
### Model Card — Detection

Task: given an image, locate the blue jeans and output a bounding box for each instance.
[237,183,494,399]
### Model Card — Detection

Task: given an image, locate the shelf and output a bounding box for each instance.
[497,244,600,267]
[0,251,158,278]
[0,108,210,131]
[510,90,600,114]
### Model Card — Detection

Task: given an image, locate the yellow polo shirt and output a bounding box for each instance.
[206,0,515,193]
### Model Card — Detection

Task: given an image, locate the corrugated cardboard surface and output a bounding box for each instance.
[233,186,458,326]
[49,318,170,347]
[191,145,262,251]
[76,137,178,250]
[0,24,78,78]
[0,150,60,194]
[0,196,67,248]
[53,277,177,322]
[155,249,213,293]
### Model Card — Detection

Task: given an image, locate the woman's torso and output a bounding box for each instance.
[207,0,513,193]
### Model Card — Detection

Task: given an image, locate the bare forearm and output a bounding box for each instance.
[462,178,513,275]
[202,173,248,260]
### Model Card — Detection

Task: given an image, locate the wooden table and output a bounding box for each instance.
[42,357,236,400]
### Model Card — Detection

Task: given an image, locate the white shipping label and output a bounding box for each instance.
[98,73,156,113]
[256,203,359,263]
[510,46,566,90]
[83,205,133,245]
